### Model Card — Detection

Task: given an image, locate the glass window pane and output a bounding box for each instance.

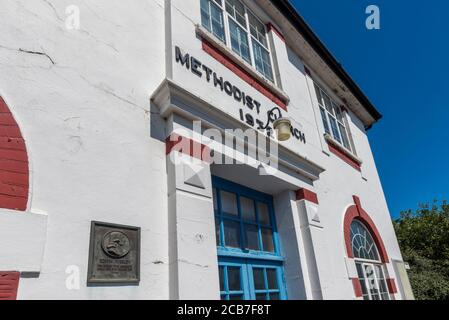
[382,293,390,300]
[229,19,251,63]
[225,0,246,26]
[333,103,344,122]
[378,279,388,293]
[210,3,226,42]
[201,0,212,30]
[257,202,271,225]
[329,117,341,143]
[339,123,351,150]
[244,224,260,251]
[221,191,238,216]
[221,294,228,300]
[252,41,273,81]
[322,93,333,114]
[356,263,364,279]
[350,220,381,261]
[375,265,384,279]
[253,268,265,290]
[219,267,225,291]
[261,228,275,253]
[269,292,280,300]
[256,293,268,300]
[240,197,256,221]
[227,267,241,291]
[360,279,368,295]
[253,43,264,76]
[223,219,241,248]
[266,269,278,289]
[320,107,330,135]
[229,295,243,300]
[201,0,225,43]
[364,264,380,299]
[364,264,375,279]
[248,12,267,47]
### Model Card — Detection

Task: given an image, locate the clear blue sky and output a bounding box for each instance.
[291,0,449,218]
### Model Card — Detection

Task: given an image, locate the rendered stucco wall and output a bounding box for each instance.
[0,0,168,299]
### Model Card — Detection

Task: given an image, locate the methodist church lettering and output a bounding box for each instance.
[175,46,306,143]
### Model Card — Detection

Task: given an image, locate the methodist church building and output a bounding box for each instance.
[0,0,413,300]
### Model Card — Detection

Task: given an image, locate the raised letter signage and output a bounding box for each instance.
[174,46,306,144]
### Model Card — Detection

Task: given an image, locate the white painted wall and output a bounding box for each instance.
[0,0,404,300]
[0,0,168,300]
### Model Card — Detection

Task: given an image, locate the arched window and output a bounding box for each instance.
[351,220,390,300]
[351,220,380,261]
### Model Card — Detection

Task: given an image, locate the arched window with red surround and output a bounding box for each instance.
[344,196,398,300]
[350,220,390,300]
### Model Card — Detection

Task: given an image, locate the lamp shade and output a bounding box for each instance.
[273,117,292,141]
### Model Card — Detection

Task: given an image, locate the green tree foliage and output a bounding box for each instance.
[393,200,449,300]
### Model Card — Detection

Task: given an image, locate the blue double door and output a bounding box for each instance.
[218,257,286,300]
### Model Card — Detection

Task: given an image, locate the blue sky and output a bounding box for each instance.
[291,0,449,218]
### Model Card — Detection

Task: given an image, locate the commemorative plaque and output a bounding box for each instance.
[87,221,140,286]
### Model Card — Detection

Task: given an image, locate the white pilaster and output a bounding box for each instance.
[167,151,220,300]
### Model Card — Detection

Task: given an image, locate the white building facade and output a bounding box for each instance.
[0,0,413,300]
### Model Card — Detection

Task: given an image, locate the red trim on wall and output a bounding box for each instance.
[351,278,363,298]
[166,134,211,163]
[344,196,390,263]
[386,278,398,294]
[266,23,285,42]
[296,188,319,205]
[328,143,361,172]
[201,39,288,111]
[0,97,29,211]
[353,195,363,216]
[0,271,20,300]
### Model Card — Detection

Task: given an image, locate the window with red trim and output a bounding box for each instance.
[200,0,276,83]
[314,83,353,152]
[351,220,390,300]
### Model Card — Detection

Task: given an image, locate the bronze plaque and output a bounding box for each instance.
[87,221,140,286]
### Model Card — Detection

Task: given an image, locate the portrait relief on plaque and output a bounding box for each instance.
[102,231,131,259]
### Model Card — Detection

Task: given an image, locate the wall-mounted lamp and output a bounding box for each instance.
[261,107,292,142]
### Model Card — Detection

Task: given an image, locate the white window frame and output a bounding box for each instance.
[356,261,391,301]
[314,82,354,153]
[201,0,276,84]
